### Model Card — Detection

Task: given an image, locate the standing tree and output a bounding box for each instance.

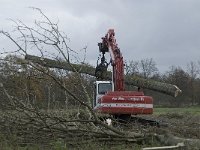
[140,58,158,79]
[164,66,189,106]
[126,58,158,79]
[125,60,139,75]
[187,61,199,105]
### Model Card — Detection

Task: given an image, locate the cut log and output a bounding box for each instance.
[23,54,181,97]
[142,143,185,150]
[126,76,181,97]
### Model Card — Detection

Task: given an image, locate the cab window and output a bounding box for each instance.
[98,83,112,94]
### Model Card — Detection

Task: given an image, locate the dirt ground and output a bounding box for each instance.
[138,113,200,149]
[150,113,200,139]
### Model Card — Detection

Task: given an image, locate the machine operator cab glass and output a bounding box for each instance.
[93,81,113,108]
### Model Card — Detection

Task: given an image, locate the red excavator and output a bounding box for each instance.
[93,29,153,118]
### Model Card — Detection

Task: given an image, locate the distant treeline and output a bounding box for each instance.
[0,55,199,109]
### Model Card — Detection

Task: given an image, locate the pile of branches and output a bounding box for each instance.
[0,83,149,148]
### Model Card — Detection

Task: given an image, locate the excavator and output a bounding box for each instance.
[93,29,153,119]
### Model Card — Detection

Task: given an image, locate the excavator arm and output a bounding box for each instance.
[95,29,124,91]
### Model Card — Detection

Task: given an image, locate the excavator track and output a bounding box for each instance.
[98,114,166,127]
[113,115,161,127]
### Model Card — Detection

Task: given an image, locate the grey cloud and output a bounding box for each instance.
[1,0,200,73]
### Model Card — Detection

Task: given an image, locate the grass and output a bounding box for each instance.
[153,106,200,115]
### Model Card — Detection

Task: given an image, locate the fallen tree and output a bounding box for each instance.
[24,54,181,97]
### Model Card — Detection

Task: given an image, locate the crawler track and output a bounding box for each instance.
[129,116,161,127]
[99,114,166,127]
[114,115,162,127]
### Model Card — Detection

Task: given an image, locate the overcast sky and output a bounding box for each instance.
[1,0,200,73]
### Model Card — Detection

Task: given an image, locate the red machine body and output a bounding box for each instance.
[93,29,153,115]
[97,91,153,114]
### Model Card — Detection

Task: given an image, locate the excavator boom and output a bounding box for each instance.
[96,29,124,91]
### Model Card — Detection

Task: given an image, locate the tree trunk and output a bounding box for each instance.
[22,54,181,97]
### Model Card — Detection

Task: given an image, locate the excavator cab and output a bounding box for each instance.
[93,81,113,109]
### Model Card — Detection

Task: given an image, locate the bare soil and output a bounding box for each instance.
[150,113,200,139]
